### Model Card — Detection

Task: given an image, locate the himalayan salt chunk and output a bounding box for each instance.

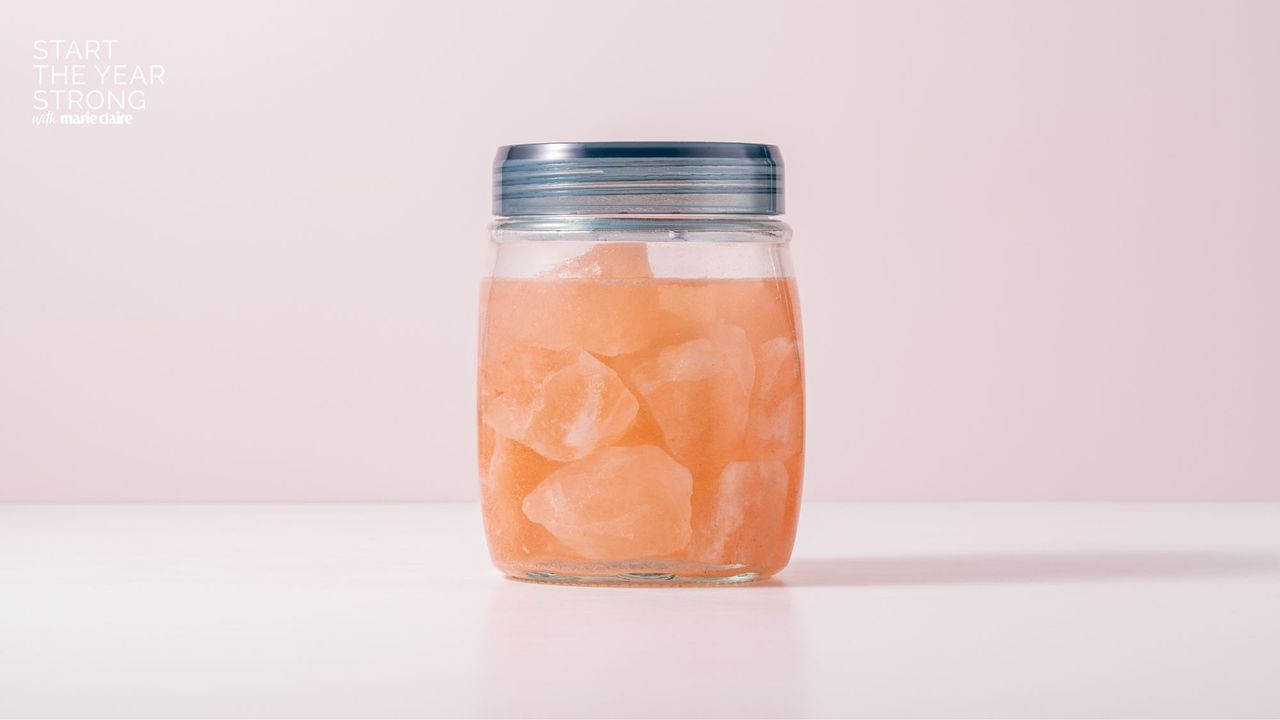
[744,338,804,460]
[484,348,638,462]
[550,243,653,279]
[480,336,563,403]
[482,437,566,558]
[522,445,693,560]
[711,322,756,397]
[484,278,660,357]
[690,460,791,566]
[709,280,799,345]
[478,424,497,483]
[657,283,718,329]
[628,322,754,472]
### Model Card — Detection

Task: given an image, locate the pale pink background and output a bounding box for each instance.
[1,1,1277,501]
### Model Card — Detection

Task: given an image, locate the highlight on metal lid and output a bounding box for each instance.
[493,142,784,216]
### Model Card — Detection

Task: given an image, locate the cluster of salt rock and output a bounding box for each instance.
[479,245,803,568]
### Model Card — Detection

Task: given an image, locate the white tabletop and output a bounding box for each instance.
[2,503,1278,718]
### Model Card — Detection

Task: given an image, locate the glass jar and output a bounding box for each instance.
[478,142,803,585]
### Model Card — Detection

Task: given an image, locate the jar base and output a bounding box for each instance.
[508,569,766,587]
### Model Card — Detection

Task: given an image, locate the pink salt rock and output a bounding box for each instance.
[483,279,661,357]
[522,445,693,561]
[484,348,638,462]
[480,337,564,407]
[550,243,653,279]
[744,337,804,460]
[708,279,800,345]
[627,322,754,472]
[657,283,718,329]
[480,244,658,357]
[482,437,566,558]
[690,460,791,566]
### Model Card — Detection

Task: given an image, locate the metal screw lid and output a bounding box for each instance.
[493,142,784,216]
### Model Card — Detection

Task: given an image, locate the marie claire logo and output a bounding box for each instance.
[31,40,166,127]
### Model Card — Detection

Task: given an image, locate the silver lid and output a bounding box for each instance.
[493,142,784,216]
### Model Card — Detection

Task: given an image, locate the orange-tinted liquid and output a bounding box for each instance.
[478,245,803,583]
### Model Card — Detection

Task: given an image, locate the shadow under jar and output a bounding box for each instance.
[478,142,804,586]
